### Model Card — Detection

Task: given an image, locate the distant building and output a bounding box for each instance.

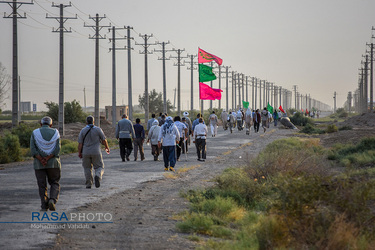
[20,102,31,113]
[105,105,129,122]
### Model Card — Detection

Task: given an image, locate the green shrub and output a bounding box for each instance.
[290,112,313,126]
[11,122,39,148]
[176,213,214,234]
[61,139,78,154]
[326,124,338,133]
[299,123,325,134]
[338,125,353,131]
[0,133,21,164]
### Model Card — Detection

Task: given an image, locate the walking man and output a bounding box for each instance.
[221,109,228,130]
[253,109,261,133]
[147,120,161,161]
[193,117,208,162]
[228,111,236,133]
[209,111,218,137]
[78,116,110,189]
[183,112,193,150]
[261,107,269,133]
[174,116,188,161]
[147,113,157,131]
[30,116,61,211]
[115,114,135,162]
[158,116,180,172]
[236,109,243,131]
[133,118,145,161]
[245,108,253,135]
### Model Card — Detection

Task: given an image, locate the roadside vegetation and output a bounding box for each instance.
[177,137,375,249]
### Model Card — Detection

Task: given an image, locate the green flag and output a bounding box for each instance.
[267,102,273,114]
[199,64,217,82]
[242,101,249,109]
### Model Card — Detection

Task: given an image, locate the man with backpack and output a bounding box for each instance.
[78,116,110,189]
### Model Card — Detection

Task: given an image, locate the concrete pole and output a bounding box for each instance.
[127,27,133,121]
[111,26,117,127]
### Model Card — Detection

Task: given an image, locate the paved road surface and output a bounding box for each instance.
[0,124,295,249]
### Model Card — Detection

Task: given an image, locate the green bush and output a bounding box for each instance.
[299,123,325,134]
[326,124,338,133]
[11,122,39,148]
[61,139,78,154]
[176,213,214,234]
[290,112,313,126]
[338,125,353,131]
[0,133,21,164]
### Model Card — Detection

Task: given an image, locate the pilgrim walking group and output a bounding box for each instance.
[30,106,283,210]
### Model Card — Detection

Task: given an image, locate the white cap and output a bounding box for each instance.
[183,111,189,117]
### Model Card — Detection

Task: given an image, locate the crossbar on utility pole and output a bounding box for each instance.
[84,13,110,127]
[46,3,76,135]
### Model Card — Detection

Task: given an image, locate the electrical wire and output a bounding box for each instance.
[34,0,55,16]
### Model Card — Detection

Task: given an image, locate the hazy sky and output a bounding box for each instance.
[0,0,374,111]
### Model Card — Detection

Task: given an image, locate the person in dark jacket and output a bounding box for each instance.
[133,118,145,161]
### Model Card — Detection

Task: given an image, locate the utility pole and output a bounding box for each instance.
[136,34,157,123]
[370,42,374,111]
[333,91,337,113]
[237,73,241,109]
[155,41,173,113]
[259,80,262,109]
[347,91,352,113]
[252,77,255,109]
[83,87,86,111]
[109,26,126,127]
[231,71,235,110]
[18,75,21,121]
[293,85,297,110]
[245,76,248,103]
[173,88,177,110]
[84,13,110,127]
[184,54,197,111]
[254,78,258,110]
[170,48,187,115]
[225,66,230,111]
[241,74,245,106]
[125,26,134,120]
[364,55,369,112]
[1,0,33,127]
[46,3,76,135]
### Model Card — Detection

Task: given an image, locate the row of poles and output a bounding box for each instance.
[1,0,331,136]
[345,27,375,114]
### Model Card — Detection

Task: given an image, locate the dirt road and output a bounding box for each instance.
[0,126,295,249]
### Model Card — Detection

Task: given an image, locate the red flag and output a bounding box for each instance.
[199,82,223,100]
[198,48,223,65]
[279,105,285,113]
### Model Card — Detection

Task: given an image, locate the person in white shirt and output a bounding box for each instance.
[208,111,218,137]
[158,116,180,172]
[220,109,228,130]
[261,108,269,133]
[174,116,188,161]
[193,118,208,162]
[228,111,236,133]
[147,120,161,161]
[244,108,253,135]
[236,109,243,131]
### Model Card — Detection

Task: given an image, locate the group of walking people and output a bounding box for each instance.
[220,107,285,135]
